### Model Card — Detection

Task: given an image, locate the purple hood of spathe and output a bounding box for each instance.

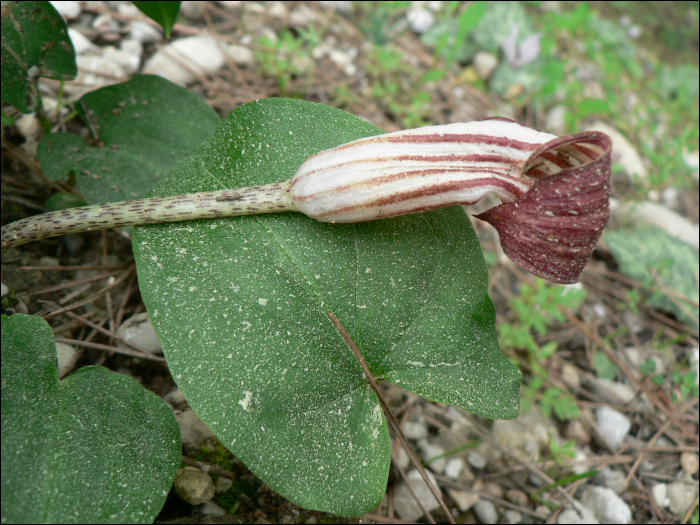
[474,129,611,284]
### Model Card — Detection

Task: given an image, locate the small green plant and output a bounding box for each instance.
[594,352,617,381]
[499,279,587,420]
[671,370,699,400]
[639,124,699,191]
[618,288,641,315]
[423,1,487,65]
[2,314,181,524]
[255,29,316,97]
[640,357,699,401]
[549,438,577,466]
[639,357,657,377]
[345,44,435,128]
[355,1,411,46]
[1,285,18,309]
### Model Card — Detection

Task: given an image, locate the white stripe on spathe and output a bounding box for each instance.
[290,119,558,223]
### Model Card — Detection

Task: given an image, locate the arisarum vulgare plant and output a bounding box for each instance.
[1,117,610,284]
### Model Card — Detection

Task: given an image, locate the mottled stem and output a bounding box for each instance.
[1,181,293,251]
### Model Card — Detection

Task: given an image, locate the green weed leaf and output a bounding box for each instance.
[1,314,180,523]
[541,387,580,421]
[1,108,16,128]
[1,1,77,113]
[594,353,617,381]
[132,99,520,515]
[38,76,219,205]
[132,1,180,38]
[44,192,87,211]
[639,358,657,376]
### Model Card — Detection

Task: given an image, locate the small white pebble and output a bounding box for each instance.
[402,421,427,440]
[444,457,464,479]
[680,452,699,475]
[467,450,487,470]
[651,483,668,509]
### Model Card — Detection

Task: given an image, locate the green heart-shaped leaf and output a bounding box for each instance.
[1,1,77,113]
[133,99,520,515]
[1,314,181,524]
[39,75,219,205]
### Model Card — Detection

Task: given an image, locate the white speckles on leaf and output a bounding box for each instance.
[2,314,180,524]
[132,99,520,516]
[238,390,253,411]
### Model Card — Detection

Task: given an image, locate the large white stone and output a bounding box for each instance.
[595,407,631,450]
[590,378,637,405]
[176,409,217,454]
[50,0,81,19]
[143,36,225,85]
[224,44,256,67]
[64,55,126,97]
[56,342,77,377]
[585,121,647,180]
[102,46,141,76]
[116,312,162,355]
[402,421,427,440]
[557,504,600,524]
[651,483,668,509]
[447,489,479,512]
[473,500,498,524]
[444,457,464,479]
[581,486,631,524]
[68,28,96,55]
[473,51,499,80]
[407,8,435,34]
[393,469,440,522]
[130,20,162,44]
[174,467,215,505]
[420,441,447,474]
[610,199,699,250]
[667,480,699,515]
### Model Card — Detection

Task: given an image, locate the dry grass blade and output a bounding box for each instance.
[55,337,167,363]
[39,300,155,358]
[41,266,134,320]
[27,270,123,295]
[18,263,128,271]
[389,452,437,524]
[182,456,235,480]
[565,311,696,442]
[326,312,455,524]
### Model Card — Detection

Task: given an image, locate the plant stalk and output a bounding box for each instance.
[1,181,294,251]
[1,119,612,285]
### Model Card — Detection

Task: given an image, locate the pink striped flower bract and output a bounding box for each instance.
[290,118,612,284]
